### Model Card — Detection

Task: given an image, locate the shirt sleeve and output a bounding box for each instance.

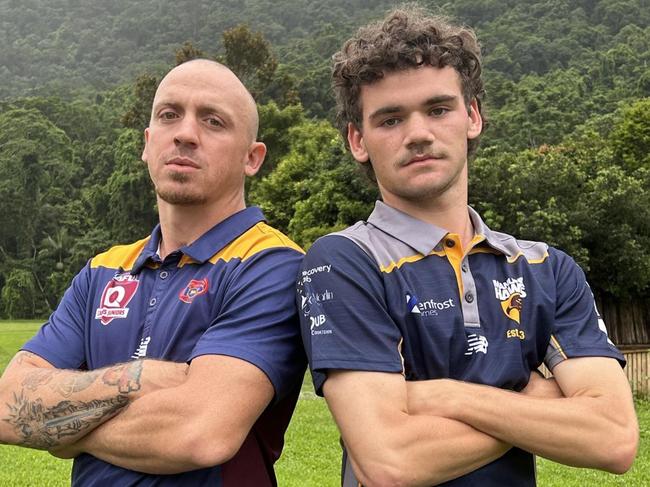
[189,247,306,401]
[21,262,91,370]
[298,235,404,396]
[544,249,625,370]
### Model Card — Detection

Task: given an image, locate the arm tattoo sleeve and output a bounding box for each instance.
[2,355,144,448]
[4,392,128,449]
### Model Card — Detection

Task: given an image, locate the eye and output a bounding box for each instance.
[381,117,401,127]
[430,107,449,117]
[206,116,224,128]
[159,110,178,121]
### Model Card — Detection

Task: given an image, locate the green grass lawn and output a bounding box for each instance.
[0,321,647,485]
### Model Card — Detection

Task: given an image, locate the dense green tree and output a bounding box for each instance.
[221,24,278,98]
[610,98,650,172]
[100,128,157,243]
[121,73,158,133]
[0,107,77,259]
[251,120,376,248]
[1,268,37,319]
[175,40,206,65]
[471,102,650,298]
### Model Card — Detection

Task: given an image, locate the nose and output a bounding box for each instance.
[173,116,199,148]
[404,112,435,150]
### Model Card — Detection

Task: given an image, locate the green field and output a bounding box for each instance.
[0,321,647,486]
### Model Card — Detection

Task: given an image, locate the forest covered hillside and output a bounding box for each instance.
[0,0,648,342]
[2,0,649,147]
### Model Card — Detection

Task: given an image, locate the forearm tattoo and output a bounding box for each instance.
[101,361,143,394]
[2,353,144,448]
[4,392,128,448]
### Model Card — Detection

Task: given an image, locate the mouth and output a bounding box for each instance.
[165,157,200,171]
[402,153,443,167]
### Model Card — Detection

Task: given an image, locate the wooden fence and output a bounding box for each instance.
[622,348,650,397]
[539,347,650,397]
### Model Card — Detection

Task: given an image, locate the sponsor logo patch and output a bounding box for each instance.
[179,278,209,303]
[406,293,455,317]
[131,336,151,359]
[465,334,489,355]
[95,273,140,325]
[301,264,332,283]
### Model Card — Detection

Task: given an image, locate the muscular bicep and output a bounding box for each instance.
[185,354,275,428]
[552,357,632,399]
[553,357,637,428]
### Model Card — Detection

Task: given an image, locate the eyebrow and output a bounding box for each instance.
[152,101,235,124]
[368,95,459,122]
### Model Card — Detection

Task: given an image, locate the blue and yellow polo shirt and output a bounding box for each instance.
[298,201,623,486]
[24,206,306,487]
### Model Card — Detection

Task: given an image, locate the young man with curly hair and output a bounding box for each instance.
[297,7,638,486]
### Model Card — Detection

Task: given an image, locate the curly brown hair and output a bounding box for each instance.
[332,5,487,165]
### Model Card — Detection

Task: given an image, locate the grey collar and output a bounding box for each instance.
[367,201,515,258]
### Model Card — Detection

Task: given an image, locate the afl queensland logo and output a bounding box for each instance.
[95,274,140,325]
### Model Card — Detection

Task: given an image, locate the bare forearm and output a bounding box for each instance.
[56,355,272,474]
[429,381,637,472]
[375,415,509,486]
[68,389,199,474]
[325,371,510,487]
[0,352,143,449]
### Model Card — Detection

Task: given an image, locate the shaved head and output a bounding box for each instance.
[143,57,267,209]
[152,59,259,142]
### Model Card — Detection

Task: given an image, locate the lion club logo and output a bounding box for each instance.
[95,274,140,325]
[493,277,526,325]
[179,278,209,303]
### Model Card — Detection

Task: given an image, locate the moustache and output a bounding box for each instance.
[396,151,446,167]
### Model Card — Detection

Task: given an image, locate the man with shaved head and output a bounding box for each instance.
[0,59,306,486]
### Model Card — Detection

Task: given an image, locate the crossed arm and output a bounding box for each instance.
[0,351,187,449]
[323,370,513,487]
[323,357,637,487]
[407,356,638,474]
[1,351,275,474]
[50,354,275,474]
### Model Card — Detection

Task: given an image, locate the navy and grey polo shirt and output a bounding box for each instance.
[24,206,306,487]
[298,201,623,486]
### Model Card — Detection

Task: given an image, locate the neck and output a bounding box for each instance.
[156,194,246,259]
[383,187,474,250]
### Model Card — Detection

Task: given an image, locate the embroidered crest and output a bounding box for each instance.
[179,278,209,303]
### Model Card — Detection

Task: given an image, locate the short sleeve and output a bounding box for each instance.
[190,247,306,401]
[544,249,625,370]
[298,235,403,395]
[22,262,91,369]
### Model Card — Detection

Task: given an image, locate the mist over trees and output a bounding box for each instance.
[0,0,648,343]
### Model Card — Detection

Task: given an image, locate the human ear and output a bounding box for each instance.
[244,142,267,177]
[347,123,370,163]
[467,99,482,140]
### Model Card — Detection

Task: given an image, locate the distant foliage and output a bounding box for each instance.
[0,0,648,317]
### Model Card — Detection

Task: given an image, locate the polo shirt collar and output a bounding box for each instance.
[469,207,518,258]
[367,201,447,255]
[132,206,265,273]
[367,200,512,257]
